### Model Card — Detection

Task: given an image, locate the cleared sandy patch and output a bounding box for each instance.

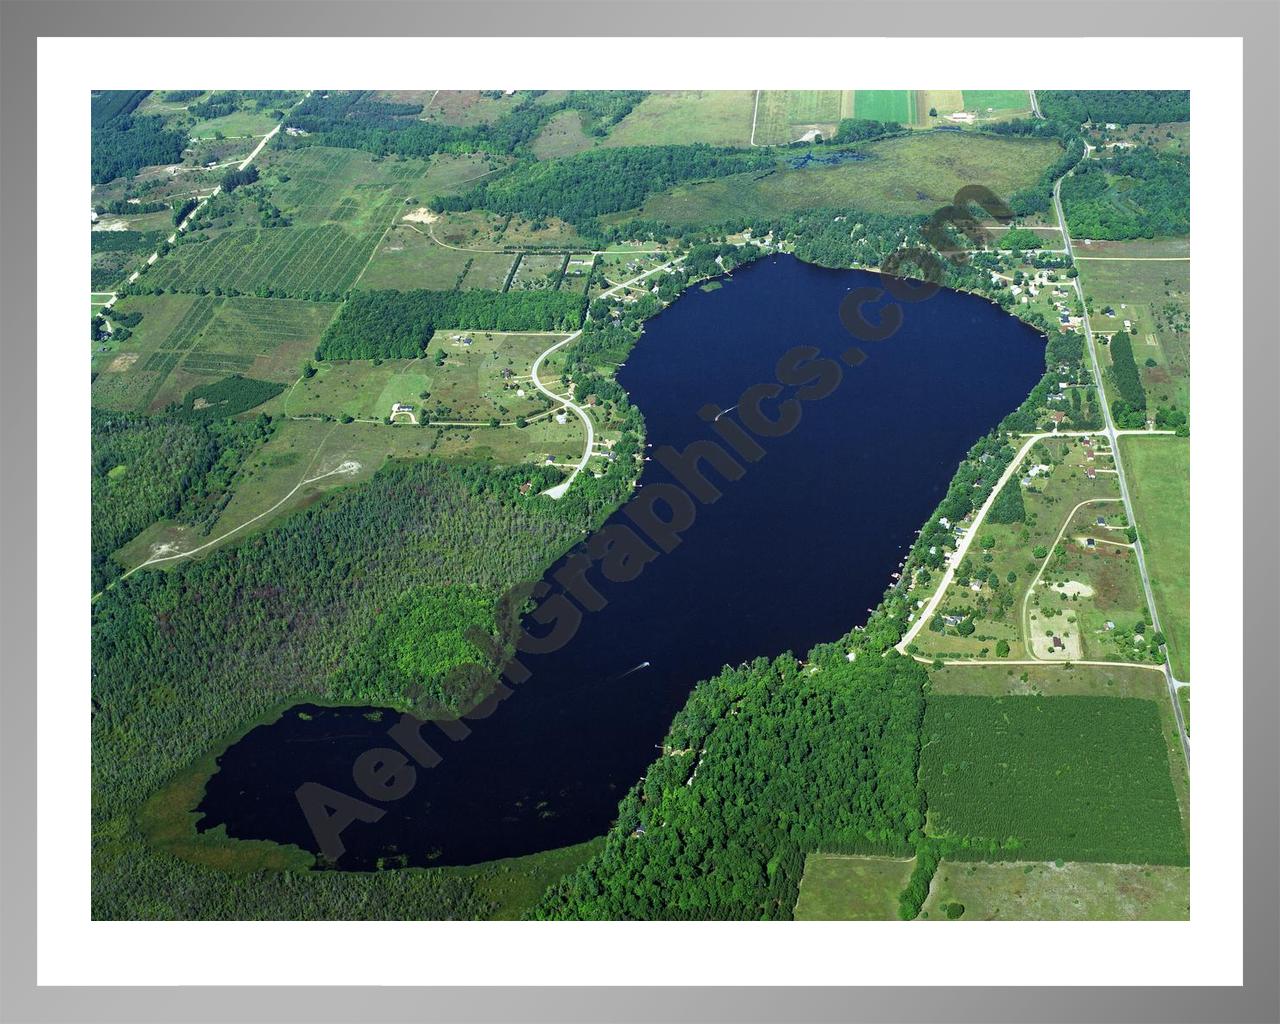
[403,208,439,224]
[1050,580,1095,598]
[106,352,139,372]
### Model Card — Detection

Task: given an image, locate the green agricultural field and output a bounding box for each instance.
[142,149,479,299]
[94,294,338,415]
[624,131,1062,224]
[793,854,916,920]
[752,91,844,145]
[928,661,1188,839]
[1119,435,1190,680]
[854,90,916,123]
[602,90,757,148]
[189,297,339,380]
[921,861,1188,921]
[962,90,1031,114]
[143,223,378,297]
[921,694,1188,864]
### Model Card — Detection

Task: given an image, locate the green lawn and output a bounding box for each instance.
[921,694,1188,864]
[921,860,1188,920]
[854,90,915,122]
[793,853,915,920]
[1119,435,1190,679]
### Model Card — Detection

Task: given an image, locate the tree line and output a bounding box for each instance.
[1039,90,1190,126]
[1061,146,1189,239]
[317,288,585,360]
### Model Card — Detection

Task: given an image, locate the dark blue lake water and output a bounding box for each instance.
[196,254,1045,868]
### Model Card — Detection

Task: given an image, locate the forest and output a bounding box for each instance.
[171,375,285,420]
[317,288,585,359]
[91,90,149,128]
[534,650,927,919]
[91,110,188,184]
[439,144,775,228]
[92,456,607,918]
[287,90,647,162]
[1061,146,1189,239]
[1039,90,1190,125]
[834,118,902,143]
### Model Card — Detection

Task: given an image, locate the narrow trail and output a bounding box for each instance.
[93,424,348,600]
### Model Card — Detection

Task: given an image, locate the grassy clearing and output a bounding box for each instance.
[921,694,1187,864]
[532,109,596,159]
[602,90,757,148]
[624,131,1062,224]
[1178,687,1189,734]
[1119,435,1190,680]
[418,90,534,127]
[921,860,1188,920]
[793,854,915,920]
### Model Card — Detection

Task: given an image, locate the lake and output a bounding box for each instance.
[196,254,1046,869]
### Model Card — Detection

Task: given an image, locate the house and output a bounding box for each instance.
[555,412,568,425]
[391,402,414,414]
[1052,636,1065,650]
[1104,620,1116,631]
[1096,516,1106,526]
[500,367,514,380]
[1050,411,1066,424]
[1086,537,1097,548]
[1084,467,1097,479]
[518,481,532,495]
[943,615,964,627]
[545,455,555,465]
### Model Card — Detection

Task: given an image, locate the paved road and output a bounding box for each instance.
[1052,170,1191,763]
[529,256,685,499]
